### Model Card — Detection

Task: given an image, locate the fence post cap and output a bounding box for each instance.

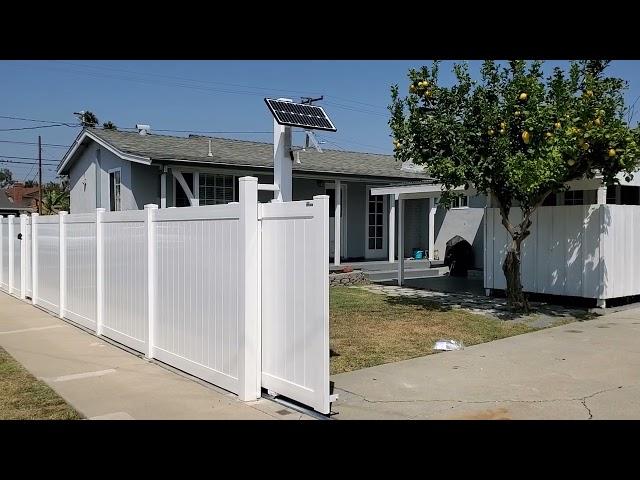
[238,176,258,183]
[144,204,159,210]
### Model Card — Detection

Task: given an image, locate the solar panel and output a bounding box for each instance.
[265,98,337,132]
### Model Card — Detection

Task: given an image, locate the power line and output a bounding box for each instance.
[0,114,78,125]
[0,155,59,163]
[0,139,70,148]
[0,124,72,132]
[0,159,58,166]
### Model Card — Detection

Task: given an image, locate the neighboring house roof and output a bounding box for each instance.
[0,190,33,214]
[58,127,433,181]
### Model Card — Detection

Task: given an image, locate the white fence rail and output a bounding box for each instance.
[484,205,640,303]
[0,177,331,414]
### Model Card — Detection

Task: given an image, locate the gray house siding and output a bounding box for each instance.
[69,146,140,213]
[346,182,366,259]
[69,146,97,214]
[403,199,428,256]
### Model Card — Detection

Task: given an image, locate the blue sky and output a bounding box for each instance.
[2,60,640,182]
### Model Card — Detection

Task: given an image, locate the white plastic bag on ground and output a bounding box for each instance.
[433,339,464,351]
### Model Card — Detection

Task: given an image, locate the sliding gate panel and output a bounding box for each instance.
[259,198,330,414]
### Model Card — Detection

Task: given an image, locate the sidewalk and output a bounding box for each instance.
[332,306,640,419]
[0,292,309,420]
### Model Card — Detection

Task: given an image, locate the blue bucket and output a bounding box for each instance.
[413,250,424,260]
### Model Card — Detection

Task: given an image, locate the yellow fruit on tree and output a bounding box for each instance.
[586,90,594,97]
[554,122,561,129]
[500,122,506,129]
[567,159,576,166]
[581,142,590,150]
[488,129,495,136]
[595,118,602,126]
[515,111,521,117]
[545,132,553,138]
[409,84,416,93]
[608,149,617,157]
[519,92,528,101]
[499,128,506,135]
[424,90,432,97]
[522,131,531,144]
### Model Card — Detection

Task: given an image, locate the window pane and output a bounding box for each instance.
[376,213,383,225]
[369,213,375,225]
[109,173,115,211]
[376,238,382,249]
[369,238,375,250]
[369,226,375,237]
[376,226,383,237]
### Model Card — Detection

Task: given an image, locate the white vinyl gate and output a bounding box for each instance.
[0,177,331,414]
[259,199,330,413]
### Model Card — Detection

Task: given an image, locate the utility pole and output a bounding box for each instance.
[38,135,42,214]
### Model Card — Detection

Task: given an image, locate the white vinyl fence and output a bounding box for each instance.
[485,204,640,303]
[0,177,331,414]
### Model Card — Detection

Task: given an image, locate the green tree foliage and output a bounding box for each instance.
[0,168,13,188]
[103,121,117,130]
[39,182,69,215]
[390,60,640,310]
[80,111,99,127]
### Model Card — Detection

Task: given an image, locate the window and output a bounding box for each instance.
[606,186,617,204]
[453,195,469,208]
[199,173,234,205]
[564,190,584,206]
[367,194,384,250]
[109,169,121,211]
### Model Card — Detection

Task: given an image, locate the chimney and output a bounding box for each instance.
[136,124,151,135]
[207,139,213,157]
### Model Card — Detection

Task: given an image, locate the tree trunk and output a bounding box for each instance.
[502,237,529,311]
[497,204,535,312]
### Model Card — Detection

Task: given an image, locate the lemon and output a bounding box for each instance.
[554,122,561,129]
[567,159,576,166]
[608,149,617,157]
[519,92,528,101]
[522,131,531,144]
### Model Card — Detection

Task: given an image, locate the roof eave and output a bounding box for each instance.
[57,129,152,175]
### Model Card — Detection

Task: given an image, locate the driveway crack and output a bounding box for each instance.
[336,384,629,414]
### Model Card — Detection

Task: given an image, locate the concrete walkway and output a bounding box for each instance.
[332,306,640,419]
[0,292,309,420]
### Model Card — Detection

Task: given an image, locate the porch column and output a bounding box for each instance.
[428,196,437,261]
[160,171,167,208]
[334,180,341,266]
[397,196,405,286]
[597,185,607,204]
[193,171,200,206]
[388,194,395,263]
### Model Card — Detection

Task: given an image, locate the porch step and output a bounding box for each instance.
[364,266,449,282]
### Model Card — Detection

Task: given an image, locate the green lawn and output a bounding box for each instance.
[330,286,535,375]
[0,347,82,420]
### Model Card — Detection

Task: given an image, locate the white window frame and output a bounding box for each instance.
[364,185,388,259]
[108,167,122,212]
[198,172,236,205]
[451,195,469,209]
[564,190,584,206]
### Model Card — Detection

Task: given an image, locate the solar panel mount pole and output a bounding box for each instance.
[273,117,293,202]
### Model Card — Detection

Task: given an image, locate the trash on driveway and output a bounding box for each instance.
[433,339,464,351]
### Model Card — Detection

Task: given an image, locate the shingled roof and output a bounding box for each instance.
[59,128,431,181]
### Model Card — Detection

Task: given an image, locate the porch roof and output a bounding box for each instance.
[371,182,475,198]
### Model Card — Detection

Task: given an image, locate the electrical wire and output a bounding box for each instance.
[0,155,60,163]
[0,139,70,148]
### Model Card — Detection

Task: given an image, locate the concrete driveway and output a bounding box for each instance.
[331,307,640,419]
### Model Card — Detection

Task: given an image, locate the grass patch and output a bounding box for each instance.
[330,286,534,375]
[0,347,82,420]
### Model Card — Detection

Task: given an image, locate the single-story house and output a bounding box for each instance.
[0,189,34,216]
[57,127,486,266]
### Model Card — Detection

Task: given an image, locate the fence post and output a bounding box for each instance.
[96,208,105,336]
[145,204,158,359]
[31,213,39,305]
[238,176,259,401]
[19,214,27,299]
[58,211,68,318]
[8,214,14,295]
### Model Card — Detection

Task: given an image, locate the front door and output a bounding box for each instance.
[365,187,387,259]
[326,184,347,260]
